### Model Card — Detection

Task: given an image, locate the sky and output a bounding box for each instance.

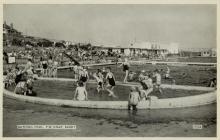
[3,4,216,48]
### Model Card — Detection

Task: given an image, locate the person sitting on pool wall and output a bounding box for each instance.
[128,86,141,111]
[119,58,130,83]
[105,67,117,98]
[153,69,163,94]
[73,81,88,101]
[4,68,16,89]
[14,72,28,95]
[15,66,24,85]
[26,76,37,96]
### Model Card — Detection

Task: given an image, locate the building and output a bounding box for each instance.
[179,48,216,57]
[92,41,179,58]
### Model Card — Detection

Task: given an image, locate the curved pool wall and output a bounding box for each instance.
[35,61,216,71]
[3,78,216,110]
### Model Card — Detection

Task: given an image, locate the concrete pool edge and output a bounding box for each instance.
[3,80,216,109]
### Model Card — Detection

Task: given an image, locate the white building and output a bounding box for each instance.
[179,47,216,57]
[93,41,179,57]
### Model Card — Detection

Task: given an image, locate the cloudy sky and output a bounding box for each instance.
[4,4,216,48]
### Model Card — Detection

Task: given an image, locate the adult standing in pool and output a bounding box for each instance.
[119,58,130,83]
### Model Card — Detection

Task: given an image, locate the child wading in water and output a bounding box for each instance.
[93,69,104,93]
[128,86,140,111]
[105,67,117,98]
[73,81,88,101]
[153,69,163,94]
[138,73,153,100]
[79,66,89,87]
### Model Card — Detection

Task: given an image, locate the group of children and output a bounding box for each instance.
[41,56,58,77]
[4,58,37,96]
[128,69,163,111]
[73,66,117,101]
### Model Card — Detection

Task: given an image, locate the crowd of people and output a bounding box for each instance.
[4,44,124,68]
[4,53,217,111]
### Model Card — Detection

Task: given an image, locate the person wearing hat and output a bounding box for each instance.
[128,86,140,111]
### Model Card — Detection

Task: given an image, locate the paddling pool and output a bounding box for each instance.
[4,77,216,109]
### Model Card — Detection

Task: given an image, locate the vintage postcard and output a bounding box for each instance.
[1,0,218,138]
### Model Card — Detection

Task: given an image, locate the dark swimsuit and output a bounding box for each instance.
[97,75,103,87]
[98,81,103,87]
[80,72,88,82]
[107,73,115,86]
[42,63,47,69]
[15,74,22,85]
[140,81,148,90]
[123,64,129,71]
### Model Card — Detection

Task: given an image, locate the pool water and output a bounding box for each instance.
[30,80,208,101]
[57,64,216,87]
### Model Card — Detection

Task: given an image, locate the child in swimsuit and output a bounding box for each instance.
[153,69,163,94]
[128,71,136,81]
[5,68,15,88]
[52,59,58,78]
[105,67,117,98]
[73,65,79,79]
[138,73,154,99]
[79,66,89,87]
[93,69,104,93]
[119,58,130,83]
[47,57,53,77]
[164,66,170,79]
[42,60,48,77]
[73,81,88,101]
[128,86,140,111]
